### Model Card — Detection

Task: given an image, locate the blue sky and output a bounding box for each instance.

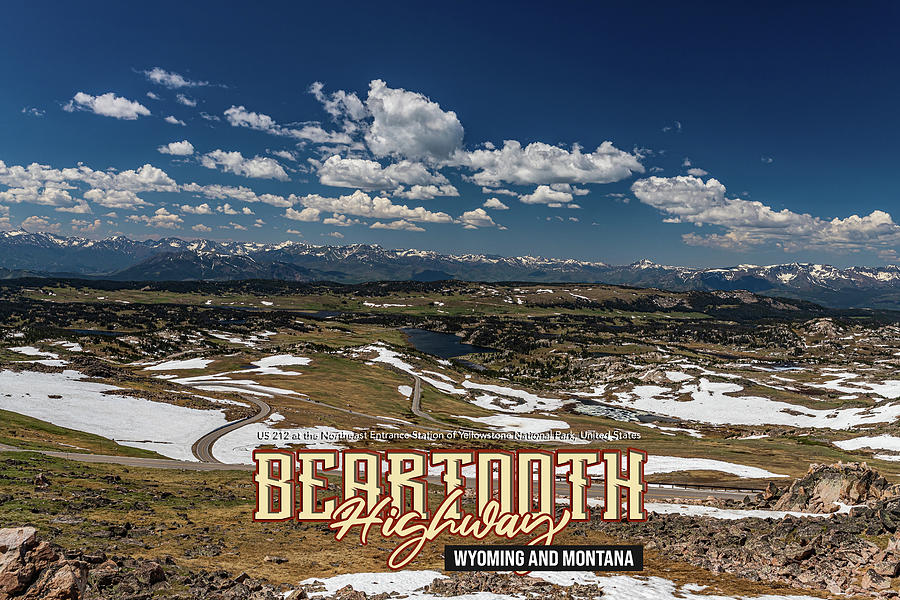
[0,1,897,267]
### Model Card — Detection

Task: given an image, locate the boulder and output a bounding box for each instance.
[774,462,889,513]
[0,527,86,600]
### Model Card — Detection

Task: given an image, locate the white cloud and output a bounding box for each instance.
[462,140,643,186]
[392,184,458,200]
[0,161,176,194]
[286,228,303,236]
[200,150,290,181]
[323,214,362,227]
[483,197,509,210]
[519,185,574,205]
[157,140,195,155]
[83,189,150,210]
[316,155,454,193]
[370,220,425,232]
[284,207,321,222]
[761,156,774,164]
[224,105,351,144]
[217,203,240,215]
[146,92,161,100]
[182,182,292,207]
[325,231,345,238]
[192,224,212,232]
[459,208,502,229]
[309,81,368,122]
[21,215,60,233]
[364,80,464,162]
[291,190,453,223]
[482,186,517,196]
[64,92,150,120]
[176,94,197,107]
[662,121,682,133]
[686,167,708,177]
[143,67,207,89]
[270,150,297,161]
[55,200,92,214]
[180,203,212,215]
[21,107,44,117]
[127,207,183,229]
[632,175,900,251]
[165,115,186,126]
[70,218,102,233]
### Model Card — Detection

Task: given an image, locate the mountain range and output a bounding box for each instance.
[3,230,900,309]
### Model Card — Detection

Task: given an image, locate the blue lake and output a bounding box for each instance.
[400,328,496,359]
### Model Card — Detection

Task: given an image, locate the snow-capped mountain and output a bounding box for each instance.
[3,230,900,308]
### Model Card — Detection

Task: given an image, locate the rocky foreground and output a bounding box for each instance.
[600,462,900,597]
[0,526,284,600]
[5,462,900,599]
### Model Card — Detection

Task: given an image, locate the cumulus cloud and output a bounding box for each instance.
[182,182,292,207]
[143,67,207,89]
[70,218,102,233]
[21,215,60,233]
[462,140,643,187]
[200,150,290,181]
[686,167,708,177]
[392,184,459,200]
[291,190,453,223]
[284,207,321,222]
[370,219,425,232]
[0,161,176,194]
[176,94,197,107]
[157,140,195,155]
[519,185,574,205]
[55,200,92,214]
[21,107,44,117]
[364,80,464,162]
[309,81,368,122]
[459,208,502,229]
[322,214,362,227]
[127,207,183,229]
[64,92,150,120]
[83,189,150,210]
[482,186,517,197]
[164,116,186,126]
[316,155,454,193]
[483,197,509,210]
[224,105,351,144]
[180,203,212,215]
[632,175,900,251]
[192,224,212,232]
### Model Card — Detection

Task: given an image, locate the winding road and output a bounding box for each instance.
[191,395,272,463]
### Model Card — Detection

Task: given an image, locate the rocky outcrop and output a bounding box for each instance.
[0,526,87,600]
[0,527,283,600]
[599,495,900,596]
[772,462,892,513]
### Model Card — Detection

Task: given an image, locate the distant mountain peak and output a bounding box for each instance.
[2,232,900,308]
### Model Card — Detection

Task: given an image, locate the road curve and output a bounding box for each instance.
[191,395,272,463]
